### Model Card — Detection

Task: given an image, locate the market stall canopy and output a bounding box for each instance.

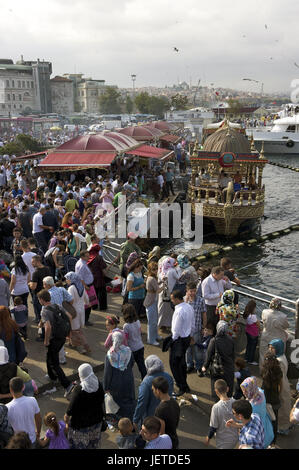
[159,133,181,144]
[117,126,163,141]
[150,121,181,132]
[13,151,48,161]
[125,144,174,160]
[57,133,131,152]
[39,152,117,169]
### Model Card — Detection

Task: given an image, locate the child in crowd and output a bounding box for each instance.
[243,300,260,365]
[10,296,28,340]
[197,323,214,376]
[116,418,137,449]
[122,303,147,379]
[104,315,127,350]
[38,412,70,449]
[233,358,251,400]
[206,379,239,449]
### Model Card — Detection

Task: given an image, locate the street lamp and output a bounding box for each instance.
[131,74,136,95]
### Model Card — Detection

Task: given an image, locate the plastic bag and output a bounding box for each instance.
[104,392,119,415]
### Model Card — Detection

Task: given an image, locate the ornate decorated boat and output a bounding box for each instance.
[188,120,267,236]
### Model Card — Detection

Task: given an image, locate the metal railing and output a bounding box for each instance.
[232,282,299,339]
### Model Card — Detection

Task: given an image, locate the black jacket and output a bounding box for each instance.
[204,335,235,378]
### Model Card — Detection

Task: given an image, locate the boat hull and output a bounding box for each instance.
[192,202,264,237]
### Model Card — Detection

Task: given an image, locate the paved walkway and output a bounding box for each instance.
[21,293,299,449]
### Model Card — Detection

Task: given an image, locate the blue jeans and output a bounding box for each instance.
[245,333,258,362]
[146,302,158,344]
[32,293,42,322]
[186,332,205,371]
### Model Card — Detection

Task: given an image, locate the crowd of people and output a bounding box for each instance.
[0,152,297,450]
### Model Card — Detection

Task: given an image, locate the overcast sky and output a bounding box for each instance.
[1,0,299,94]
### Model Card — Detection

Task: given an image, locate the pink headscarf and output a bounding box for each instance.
[161,257,176,278]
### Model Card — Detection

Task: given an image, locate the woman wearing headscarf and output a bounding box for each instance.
[259,298,289,369]
[268,339,292,435]
[132,355,174,429]
[65,363,105,449]
[147,246,161,265]
[87,244,108,311]
[65,272,90,355]
[175,254,198,291]
[241,376,274,448]
[202,321,235,401]
[0,346,36,404]
[103,331,135,420]
[216,290,239,340]
[157,257,180,333]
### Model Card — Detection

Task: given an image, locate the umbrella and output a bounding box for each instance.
[50,126,62,131]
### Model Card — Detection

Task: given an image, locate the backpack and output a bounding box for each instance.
[47,304,71,340]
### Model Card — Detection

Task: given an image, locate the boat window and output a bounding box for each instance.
[286,125,295,132]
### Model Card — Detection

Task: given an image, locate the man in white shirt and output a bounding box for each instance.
[6,377,42,446]
[32,207,53,253]
[202,266,232,333]
[21,239,36,280]
[169,290,195,396]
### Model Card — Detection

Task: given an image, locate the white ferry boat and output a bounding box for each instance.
[246,104,299,155]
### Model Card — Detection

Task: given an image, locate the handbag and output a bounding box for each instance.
[62,300,77,319]
[210,339,225,377]
[266,403,276,421]
[161,278,171,303]
[15,332,27,365]
[85,285,98,308]
[162,334,173,352]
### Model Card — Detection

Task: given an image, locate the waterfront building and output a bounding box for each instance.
[50,76,74,115]
[0,57,52,115]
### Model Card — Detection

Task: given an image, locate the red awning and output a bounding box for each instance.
[14,151,48,161]
[39,152,116,167]
[125,145,173,160]
[159,134,180,144]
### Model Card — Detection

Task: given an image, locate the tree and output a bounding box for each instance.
[148,96,171,118]
[125,95,134,114]
[0,142,24,156]
[99,87,122,114]
[135,92,151,114]
[227,98,242,117]
[135,92,170,118]
[171,93,189,110]
[15,134,42,152]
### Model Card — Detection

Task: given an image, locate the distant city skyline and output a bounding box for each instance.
[1,0,299,95]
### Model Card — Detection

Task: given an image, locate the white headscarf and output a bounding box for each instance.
[0,346,9,365]
[145,355,164,376]
[78,363,99,393]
